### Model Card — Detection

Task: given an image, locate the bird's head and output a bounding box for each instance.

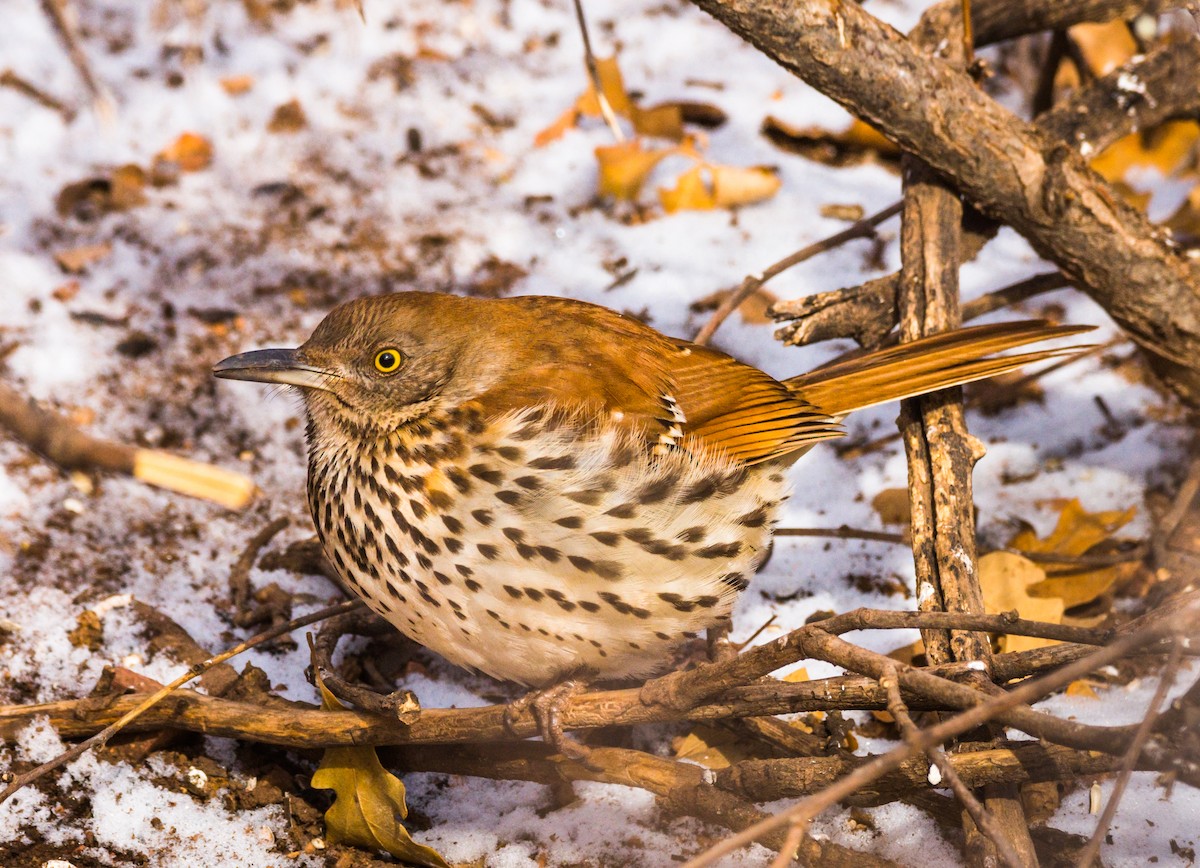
[213,292,500,439]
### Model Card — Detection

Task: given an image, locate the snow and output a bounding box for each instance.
[0,0,1193,865]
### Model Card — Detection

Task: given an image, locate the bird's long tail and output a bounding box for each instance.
[784,320,1094,417]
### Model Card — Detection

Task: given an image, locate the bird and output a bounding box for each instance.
[214,292,1089,691]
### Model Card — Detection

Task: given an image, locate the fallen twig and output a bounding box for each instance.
[0,381,256,509]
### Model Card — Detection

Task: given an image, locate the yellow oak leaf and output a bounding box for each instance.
[979,551,1064,653]
[310,678,448,868]
[596,139,675,200]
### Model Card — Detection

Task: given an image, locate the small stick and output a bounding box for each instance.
[0,599,362,805]
[1073,640,1185,868]
[681,609,1190,868]
[960,0,974,67]
[768,820,809,868]
[38,0,115,120]
[0,69,74,119]
[229,516,290,611]
[882,664,1026,868]
[0,381,256,509]
[693,201,902,346]
[775,526,907,545]
[571,0,624,142]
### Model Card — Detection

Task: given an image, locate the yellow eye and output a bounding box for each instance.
[373,348,403,374]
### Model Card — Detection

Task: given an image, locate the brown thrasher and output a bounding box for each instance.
[214,292,1088,688]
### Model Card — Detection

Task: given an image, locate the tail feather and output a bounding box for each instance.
[785,321,1094,417]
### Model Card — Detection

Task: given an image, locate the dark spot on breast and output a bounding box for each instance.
[605,502,637,519]
[416,552,432,570]
[565,488,603,506]
[538,627,550,635]
[516,543,537,560]
[720,572,749,591]
[677,526,706,543]
[536,546,561,562]
[502,527,525,543]
[579,600,600,613]
[433,571,452,586]
[514,475,542,490]
[590,531,620,547]
[465,578,482,592]
[446,467,472,493]
[495,490,523,506]
[503,585,523,598]
[469,463,503,485]
[428,489,454,510]
[624,528,652,544]
[659,592,696,612]
[738,506,769,527]
[529,454,575,470]
[554,515,583,529]
[454,610,468,621]
[471,509,494,527]
[588,639,602,648]
[456,563,474,577]
[519,622,531,631]
[496,445,522,461]
[445,537,463,554]
[696,595,719,608]
[597,591,650,619]
[477,543,499,560]
[409,499,427,520]
[524,587,545,602]
[384,535,409,566]
[654,631,670,641]
[637,476,673,504]
[680,476,718,503]
[696,541,742,559]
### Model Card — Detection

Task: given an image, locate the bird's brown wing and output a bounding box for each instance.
[665,342,843,464]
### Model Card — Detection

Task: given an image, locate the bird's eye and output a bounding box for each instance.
[373,348,403,374]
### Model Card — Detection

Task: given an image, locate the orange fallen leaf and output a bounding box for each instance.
[596,139,675,201]
[711,164,781,208]
[1065,680,1101,699]
[577,56,634,120]
[534,106,579,148]
[1069,20,1137,77]
[632,102,685,140]
[220,74,255,95]
[979,551,1064,653]
[659,164,715,212]
[54,243,112,274]
[157,132,213,172]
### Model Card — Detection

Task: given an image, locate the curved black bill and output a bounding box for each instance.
[212,348,334,391]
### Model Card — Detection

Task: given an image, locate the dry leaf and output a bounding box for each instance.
[979,551,1064,652]
[534,106,579,148]
[1069,21,1137,77]
[109,164,147,209]
[596,139,675,201]
[762,115,899,167]
[782,667,810,683]
[631,102,685,140]
[268,99,308,133]
[1010,499,1135,558]
[711,164,781,208]
[1091,121,1200,184]
[220,74,255,95]
[310,678,448,867]
[1065,680,1101,699]
[157,132,213,172]
[673,724,757,769]
[871,488,911,526]
[54,243,112,274]
[577,55,634,119]
[659,164,715,212]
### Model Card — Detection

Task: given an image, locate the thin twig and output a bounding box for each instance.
[693,200,902,346]
[1074,639,1185,868]
[38,0,115,120]
[768,820,808,868]
[0,599,362,805]
[775,526,907,544]
[882,664,1025,868]
[571,0,624,142]
[681,607,1191,868]
[229,516,289,612]
[961,0,974,66]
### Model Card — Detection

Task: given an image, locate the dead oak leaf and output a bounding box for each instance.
[979,551,1064,653]
[54,243,112,274]
[659,163,781,213]
[310,677,446,867]
[156,132,213,172]
[596,139,677,201]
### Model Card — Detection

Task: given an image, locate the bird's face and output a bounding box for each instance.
[214,292,496,439]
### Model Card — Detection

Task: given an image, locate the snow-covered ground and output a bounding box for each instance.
[0,0,1195,865]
